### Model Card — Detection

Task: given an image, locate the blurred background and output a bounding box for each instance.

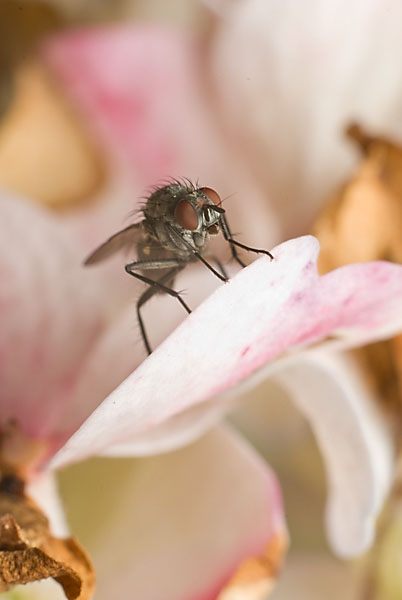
[2,1,402,599]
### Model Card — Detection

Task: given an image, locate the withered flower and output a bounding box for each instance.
[0,427,94,599]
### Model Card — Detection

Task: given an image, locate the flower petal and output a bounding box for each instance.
[63,426,286,600]
[53,264,227,439]
[28,473,69,537]
[0,192,102,439]
[210,0,402,233]
[50,235,402,469]
[273,350,393,557]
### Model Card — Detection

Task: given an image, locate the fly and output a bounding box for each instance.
[84,181,273,354]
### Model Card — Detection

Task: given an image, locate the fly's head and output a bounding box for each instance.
[173,185,225,239]
[143,182,226,255]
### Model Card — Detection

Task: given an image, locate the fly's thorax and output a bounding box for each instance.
[143,184,183,220]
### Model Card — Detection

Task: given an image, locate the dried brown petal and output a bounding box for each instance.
[312,123,402,419]
[217,532,288,600]
[0,421,47,480]
[313,124,402,272]
[0,489,95,599]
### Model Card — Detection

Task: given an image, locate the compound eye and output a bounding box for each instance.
[174,200,199,231]
[199,187,222,206]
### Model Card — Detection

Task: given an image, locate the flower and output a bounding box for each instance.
[39,16,402,551]
[2,184,402,597]
[3,1,402,596]
[0,190,285,599]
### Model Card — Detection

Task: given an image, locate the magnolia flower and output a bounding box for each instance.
[2,185,402,598]
[1,191,284,600]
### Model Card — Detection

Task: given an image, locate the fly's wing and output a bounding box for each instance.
[84,223,144,265]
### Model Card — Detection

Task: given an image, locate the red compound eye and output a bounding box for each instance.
[174,200,199,230]
[199,187,222,206]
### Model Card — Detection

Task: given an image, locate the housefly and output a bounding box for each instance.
[85,181,273,354]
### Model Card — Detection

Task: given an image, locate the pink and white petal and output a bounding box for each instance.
[210,0,402,234]
[28,472,69,537]
[50,235,402,470]
[42,26,280,250]
[273,350,393,557]
[85,426,285,600]
[0,191,102,439]
[77,342,394,558]
[54,263,227,439]
[53,303,146,439]
[100,399,235,458]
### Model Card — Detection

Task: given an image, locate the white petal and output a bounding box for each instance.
[211,0,402,232]
[28,472,69,537]
[273,350,393,557]
[67,426,285,600]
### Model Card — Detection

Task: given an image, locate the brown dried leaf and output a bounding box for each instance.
[0,488,95,599]
[312,123,402,419]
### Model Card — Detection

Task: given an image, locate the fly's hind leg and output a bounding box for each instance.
[125,262,190,354]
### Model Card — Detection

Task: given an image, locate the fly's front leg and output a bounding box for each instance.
[219,213,274,268]
[166,225,229,283]
[125,261,190,354]
[210,257,228,279]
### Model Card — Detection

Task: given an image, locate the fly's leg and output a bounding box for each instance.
[127,258,188,271]
[124,262,190,312]
[192,251,228,282]
[166,225,229,282]
[135,284,163,355]
[125,262,190,354]
[219,213,274,267]
[211,257,228,279]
